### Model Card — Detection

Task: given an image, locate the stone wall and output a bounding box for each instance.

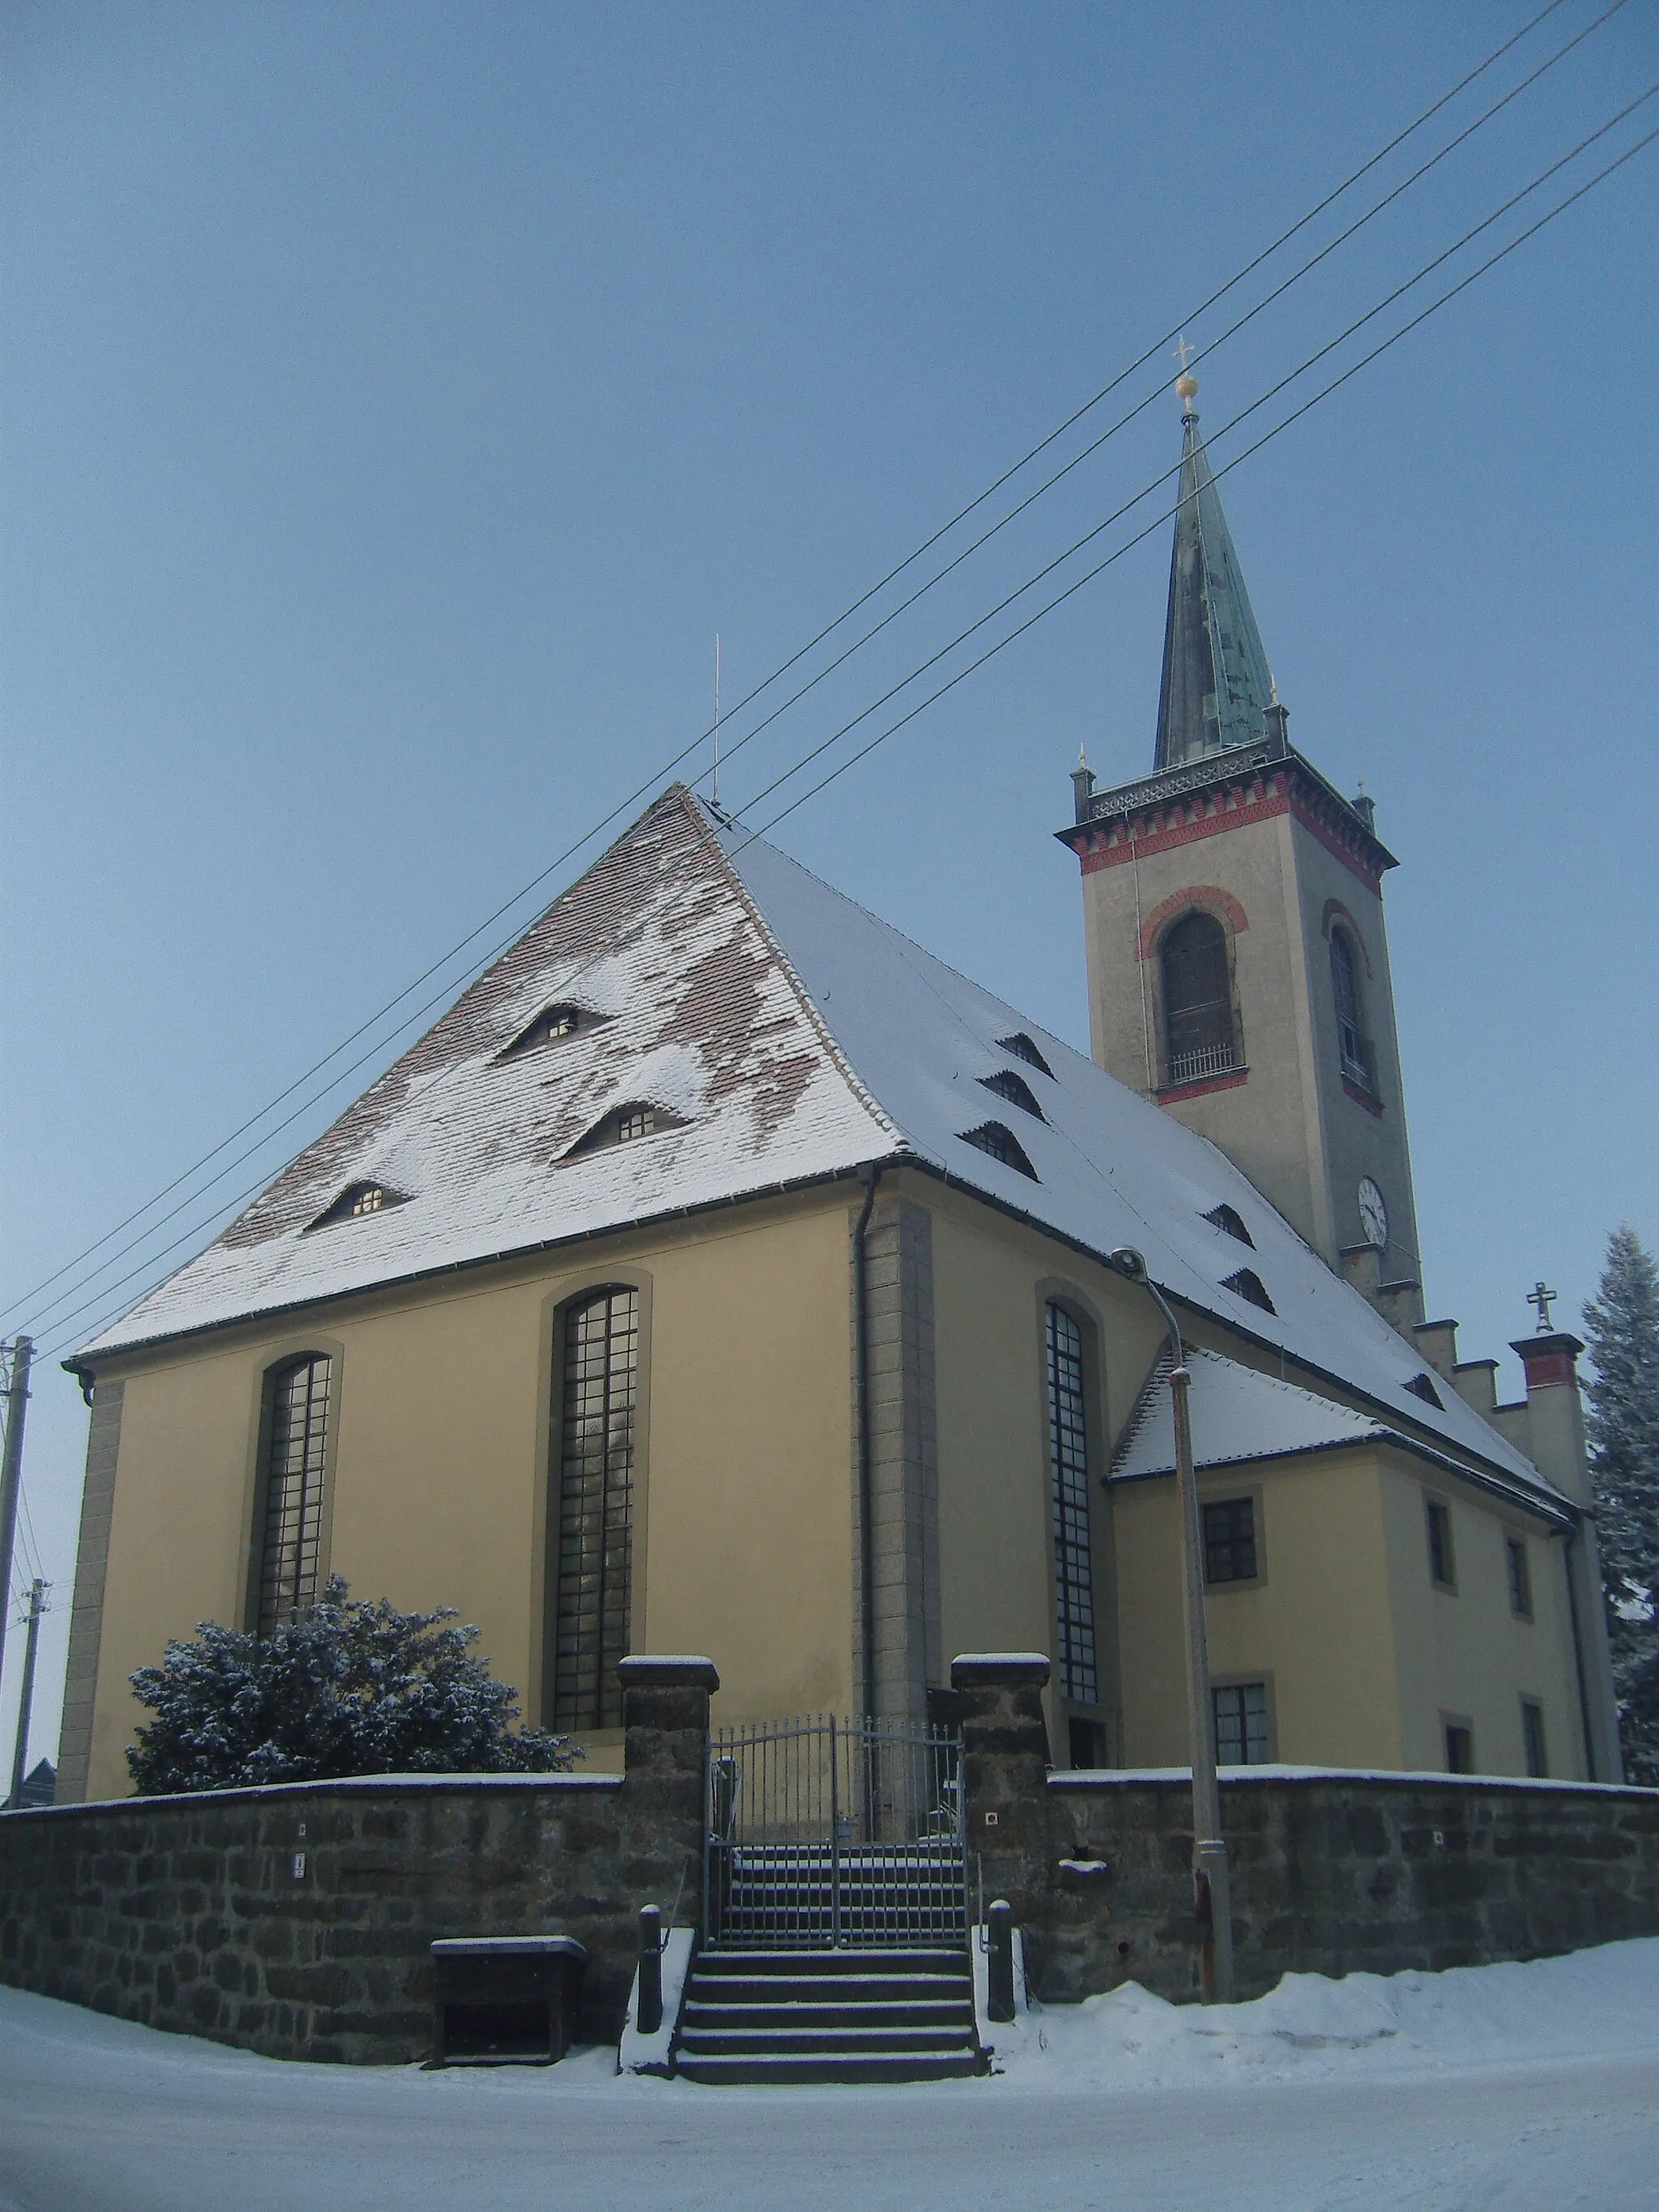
[953,1654,1659,2005]
[0,1656,712,2064]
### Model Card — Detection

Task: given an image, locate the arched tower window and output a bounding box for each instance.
[255,1353,332,1636]
[1045,1303,1097,1707]
[1329,928,1370,1084]
[551,1287,638,1731]
[1160,910,1238,1085]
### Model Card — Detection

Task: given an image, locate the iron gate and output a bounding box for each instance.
[704,1715,967,1948]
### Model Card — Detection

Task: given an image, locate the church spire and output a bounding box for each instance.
[1153,372,1276,769]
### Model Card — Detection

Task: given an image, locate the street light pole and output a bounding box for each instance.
[1109,1250,1235,2003]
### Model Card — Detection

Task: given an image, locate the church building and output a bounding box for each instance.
[57,377,1622,1803]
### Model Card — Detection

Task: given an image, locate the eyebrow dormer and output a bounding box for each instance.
[501,1004,598,1059]
[979,1068,1045,1121]
[563,1102,685,1160]
[997,1032,1054,1078]
[307,1180,407,1230]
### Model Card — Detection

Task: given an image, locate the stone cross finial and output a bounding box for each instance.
[1527,1280,1558,1333]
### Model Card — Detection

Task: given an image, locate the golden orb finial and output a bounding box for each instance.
[1175,370,1198,406]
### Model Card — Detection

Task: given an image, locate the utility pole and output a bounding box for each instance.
[0,1336,33,1695]
[1107,1251,1235,2002]
[8,1578,48,1806]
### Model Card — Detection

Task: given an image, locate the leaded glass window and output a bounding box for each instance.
[1046,1302,1097,1706]
[256,1354,331,1635]
[552,1288,638,1730]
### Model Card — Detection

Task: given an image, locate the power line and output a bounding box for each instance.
[672,0,1634,812]
[0,0,1593,1335]
[32,99,1655,1372]
[718,84,1659,827]
[736,119,1659,845]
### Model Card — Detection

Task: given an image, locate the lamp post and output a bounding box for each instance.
[1108,1248,1235,2003]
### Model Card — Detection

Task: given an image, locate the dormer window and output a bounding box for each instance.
[1222,1267,1276,1315]
[979,1069,1045,1121]
[307,1181,405,1230]
[957,1122,1038,1181]
[565,1102,682,1159]
[997,1032,1054,1078]
[1204,1203,1255,1247]
[1405,1372,1444,1409]
[501,1004,591,1059]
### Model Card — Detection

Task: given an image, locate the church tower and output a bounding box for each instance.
[1057,372,1424,1328]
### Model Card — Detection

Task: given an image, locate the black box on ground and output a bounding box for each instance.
[429,1936,589,2067]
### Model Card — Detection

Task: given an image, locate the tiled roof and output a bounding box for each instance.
[79,786,1559,1508]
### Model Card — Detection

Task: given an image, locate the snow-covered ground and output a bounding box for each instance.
[3,1942,1657,2211]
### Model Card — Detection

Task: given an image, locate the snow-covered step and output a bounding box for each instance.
[672,1945,985,2085]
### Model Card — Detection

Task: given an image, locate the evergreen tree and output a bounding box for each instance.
[1583,1224,1659,1784]
[127,1579,577,1794]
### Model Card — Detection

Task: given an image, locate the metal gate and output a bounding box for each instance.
[704,1715,967,1948]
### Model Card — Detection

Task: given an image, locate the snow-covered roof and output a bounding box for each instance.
[79,787,1557,1508]
[1111,1349,1391,1481]
[1103,1347,1558,1520]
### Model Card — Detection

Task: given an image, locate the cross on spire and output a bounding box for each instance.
[1527,1280,1558,1333]
[1174,334,1194,373]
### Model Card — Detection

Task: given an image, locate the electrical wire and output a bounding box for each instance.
[32,101,1655,1371]
[733,118,1659,845]
[715,83,1659,824]
[0,0,1596,1334]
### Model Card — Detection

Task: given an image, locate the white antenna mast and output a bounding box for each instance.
[712,633,722,807]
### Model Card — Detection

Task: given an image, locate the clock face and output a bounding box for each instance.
[1358,1178,1388,1251]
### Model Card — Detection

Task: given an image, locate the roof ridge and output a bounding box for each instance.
[676,789,909,1155]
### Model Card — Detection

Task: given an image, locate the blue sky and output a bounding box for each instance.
[3,1,1656,1771]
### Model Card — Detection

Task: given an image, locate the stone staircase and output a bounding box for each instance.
[673,1945,984,2083]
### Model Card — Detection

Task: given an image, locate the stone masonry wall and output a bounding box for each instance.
[954,1655,1659,2005]
[0,1656,713,2064]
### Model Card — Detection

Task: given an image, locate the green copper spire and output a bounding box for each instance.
[1154,377,1275,768]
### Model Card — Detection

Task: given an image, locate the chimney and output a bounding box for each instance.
[1352,788,1377,833]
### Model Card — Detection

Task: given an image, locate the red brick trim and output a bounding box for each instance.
[1320,897,1373,976]
[1155,1068,1249,1103]
[1518,1349,1576,1391]
[1077,786,1290,875]
[1288,794,1384,894]
[1342,1075,1384,1118]
[1137,884,1250,963]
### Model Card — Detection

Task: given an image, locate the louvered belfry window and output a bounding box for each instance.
[256,1354,331,1636]
[1046,1303,1098,1706]
[552,1288,638,1730]
[1160,910,1237,1085]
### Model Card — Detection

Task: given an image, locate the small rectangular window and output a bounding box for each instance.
[1203,1497,1258,1584]
[1506,1534,1533,1618]
[1213,1681,1270,1764]
[1426,1498,1456,1589]
[1521,1699,1547,1779]
[1444,1720,1474,1774]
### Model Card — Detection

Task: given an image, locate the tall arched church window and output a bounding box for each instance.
[1330,929,1370,1085]
[255,1354,332,1636]
[1160,911,1237,1085]
[552,1288,638,1731]
[1045,1303,1098,1706]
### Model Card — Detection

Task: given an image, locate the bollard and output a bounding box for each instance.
[987,1899,1016,2023]
[636,1904,663,2037]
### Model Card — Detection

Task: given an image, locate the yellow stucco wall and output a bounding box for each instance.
[77,1166,1586,1801]
[1111,1444,1586,1776]
[83,1188,858,1801]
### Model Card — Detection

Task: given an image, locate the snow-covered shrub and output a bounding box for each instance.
[126,1578,578,1793]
